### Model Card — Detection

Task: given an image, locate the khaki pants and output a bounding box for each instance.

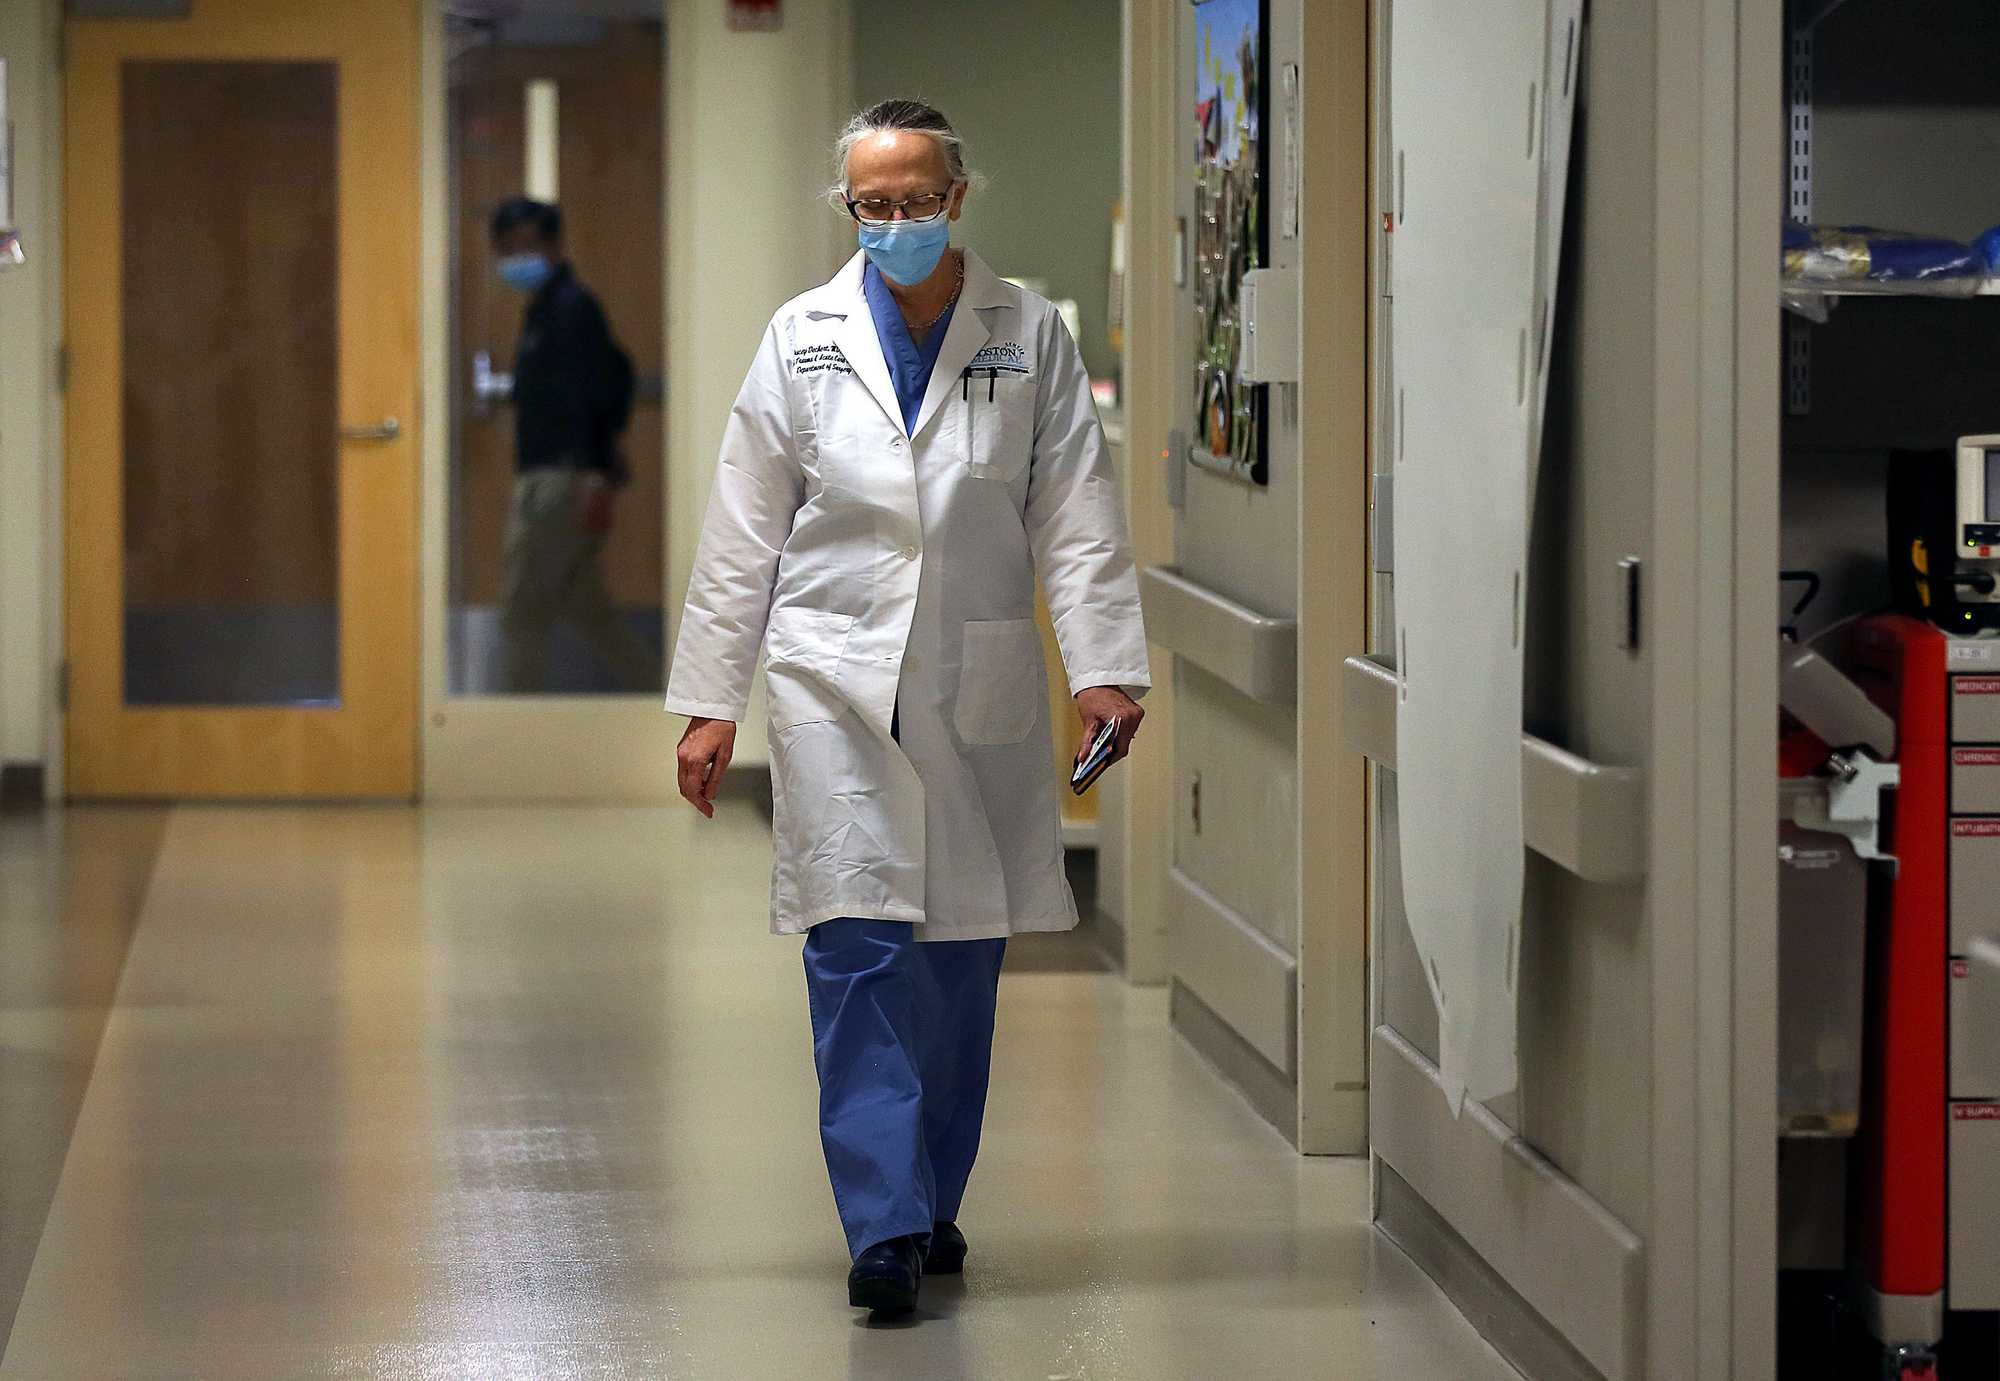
[500,469,655,693]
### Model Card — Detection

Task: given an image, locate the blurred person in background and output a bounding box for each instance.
[491,197,654,692]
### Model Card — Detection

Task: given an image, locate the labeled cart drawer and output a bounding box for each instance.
[1951,822,2000,954]
[1951,1103,2000,1310]
[1954,676,2000,743]
[1952,959,2000,1100]
[1954,749,2000,814]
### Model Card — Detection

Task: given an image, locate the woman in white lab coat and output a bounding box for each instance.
[664,99,1150,1315]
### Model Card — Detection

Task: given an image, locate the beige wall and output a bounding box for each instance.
[0,0,60,776]
[664,0,855,769]
[1293,0,1371,1154]
[1111,0,1183,984]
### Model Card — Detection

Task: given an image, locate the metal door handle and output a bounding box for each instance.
[341,417,401,442]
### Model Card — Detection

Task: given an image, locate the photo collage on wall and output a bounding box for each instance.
[1192,0,1266,485]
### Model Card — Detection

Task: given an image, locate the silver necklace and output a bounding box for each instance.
[914,253,964,334]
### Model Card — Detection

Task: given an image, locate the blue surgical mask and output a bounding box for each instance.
[498,252,555,293]
[857,217,951,287]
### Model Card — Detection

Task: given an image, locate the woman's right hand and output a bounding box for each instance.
[676,717,737,818]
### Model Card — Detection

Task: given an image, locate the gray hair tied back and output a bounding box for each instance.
[826,99,985,208]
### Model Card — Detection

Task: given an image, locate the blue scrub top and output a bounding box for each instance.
[863,260,958,435]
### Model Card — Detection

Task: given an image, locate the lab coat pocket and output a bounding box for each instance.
[965,374,1034,483]
[764,607,855,731]
[954,618,1043,746]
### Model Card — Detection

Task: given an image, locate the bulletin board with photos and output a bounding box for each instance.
[1191,0,1267,485]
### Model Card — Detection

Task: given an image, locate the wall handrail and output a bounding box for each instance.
[1139,565,1298,706]
[1342,654,1648,883]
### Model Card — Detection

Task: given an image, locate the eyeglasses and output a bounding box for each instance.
[844,185,958,227]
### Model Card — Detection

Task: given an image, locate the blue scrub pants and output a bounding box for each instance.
[802,918,1007,1259]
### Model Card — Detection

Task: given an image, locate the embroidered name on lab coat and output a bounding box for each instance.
[793,344,853,377]
[969,342,1030,375]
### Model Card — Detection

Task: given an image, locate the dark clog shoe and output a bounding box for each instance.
[848,1235,923,1314]
[924,1221,968,1275]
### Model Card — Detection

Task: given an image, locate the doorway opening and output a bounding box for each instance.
[445,2,665,698]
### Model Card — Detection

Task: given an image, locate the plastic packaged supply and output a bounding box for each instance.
[1782,222,1993,294]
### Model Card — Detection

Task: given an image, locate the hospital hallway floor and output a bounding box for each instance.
[0,801,1519,1380]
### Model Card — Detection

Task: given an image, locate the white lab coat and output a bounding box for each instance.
[665,250,1150,940]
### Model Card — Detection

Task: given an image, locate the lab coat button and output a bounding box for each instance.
[899,545,919,561]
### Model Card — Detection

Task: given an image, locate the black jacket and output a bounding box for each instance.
[512,264,634,480]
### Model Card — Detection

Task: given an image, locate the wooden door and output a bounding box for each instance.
[65,0,420,798]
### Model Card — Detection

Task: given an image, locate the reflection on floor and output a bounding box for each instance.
[0,803,1517,1379]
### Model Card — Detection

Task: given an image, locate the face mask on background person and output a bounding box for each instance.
[498,253,555,293]
[857,216,950,287]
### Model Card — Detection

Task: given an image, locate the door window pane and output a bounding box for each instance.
[121,61,340,707]
[448,16,665,695]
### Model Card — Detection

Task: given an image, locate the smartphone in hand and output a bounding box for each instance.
[1071,717,1120,796]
